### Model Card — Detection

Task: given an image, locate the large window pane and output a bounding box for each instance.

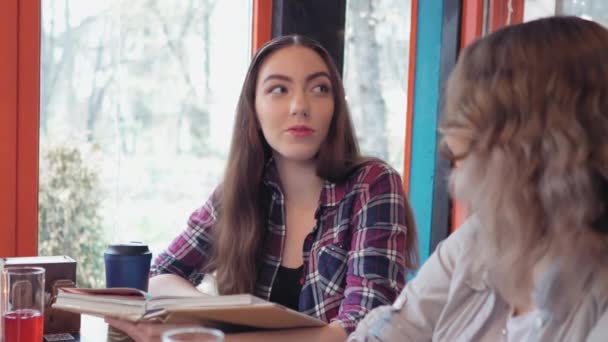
[39,0,252,287]
[524,0,608,25]
[343,0,411,174]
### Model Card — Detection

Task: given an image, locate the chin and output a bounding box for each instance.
[276,150,318,163]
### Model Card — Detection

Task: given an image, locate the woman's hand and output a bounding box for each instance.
[105,318,203,342]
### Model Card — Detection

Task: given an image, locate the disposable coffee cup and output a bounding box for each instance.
[104,242,152,291]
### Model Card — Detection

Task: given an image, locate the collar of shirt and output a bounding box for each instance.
[261,157,347,209]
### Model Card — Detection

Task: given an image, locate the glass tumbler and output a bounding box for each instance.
[1,266,45,342]
[162,327,224,342]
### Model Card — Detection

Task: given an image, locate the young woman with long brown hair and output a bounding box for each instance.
[107,35,418,341]
[350,16,608,341]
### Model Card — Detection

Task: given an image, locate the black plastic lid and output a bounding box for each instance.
[105,242,151,256]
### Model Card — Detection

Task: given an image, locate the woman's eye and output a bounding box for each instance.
[312,84,331,94]
[269,86,287,94]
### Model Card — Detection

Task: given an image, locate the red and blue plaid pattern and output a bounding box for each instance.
[150,159,412,333]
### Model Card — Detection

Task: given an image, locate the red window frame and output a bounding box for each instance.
[253,0,272,53]
[402,0,418,195]
[0,0,40,257]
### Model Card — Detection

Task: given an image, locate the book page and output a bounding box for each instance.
[58,287,147,298]
[149,293,265,311]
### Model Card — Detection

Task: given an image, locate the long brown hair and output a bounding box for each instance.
[441,17,608,306]
[208,35,418,294]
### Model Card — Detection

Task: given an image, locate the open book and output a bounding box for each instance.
[52,288,326,329]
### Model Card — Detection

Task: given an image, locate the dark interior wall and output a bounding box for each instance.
[271,0,346,74]
[430,0,462,252]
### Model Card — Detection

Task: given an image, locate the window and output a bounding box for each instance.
[524,0,608,25]
[39,0,252,287]
[343,0,411,174]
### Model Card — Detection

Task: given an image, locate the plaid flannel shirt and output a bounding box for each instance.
[150,159,411,333]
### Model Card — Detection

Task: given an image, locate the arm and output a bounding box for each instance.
[148,188,220,296]
[106,191,221,340]
[148,274,207,297]
[347,217,478,341]
[331,165,411,333]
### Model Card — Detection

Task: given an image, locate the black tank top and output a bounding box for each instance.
[269,264,304,311]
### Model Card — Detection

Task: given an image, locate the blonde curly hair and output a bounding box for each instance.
[441,16,608,307]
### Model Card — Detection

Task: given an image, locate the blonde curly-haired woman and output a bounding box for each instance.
[350,16,608,342]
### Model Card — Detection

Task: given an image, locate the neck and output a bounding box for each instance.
[274,155,324,207]
[513,302,536,316]
[512,256,553,316]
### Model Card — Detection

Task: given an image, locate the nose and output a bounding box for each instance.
[290,89,309,117]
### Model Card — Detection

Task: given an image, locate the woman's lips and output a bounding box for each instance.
[287,125,314,137]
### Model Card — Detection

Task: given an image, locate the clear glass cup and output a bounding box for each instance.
[1,266,45,342]
[162,327,224,342]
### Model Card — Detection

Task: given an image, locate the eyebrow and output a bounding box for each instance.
[262,71,331,84]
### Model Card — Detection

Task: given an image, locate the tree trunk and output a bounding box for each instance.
[346,0,388,160]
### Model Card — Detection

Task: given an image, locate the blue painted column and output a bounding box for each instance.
[408,0,446,263]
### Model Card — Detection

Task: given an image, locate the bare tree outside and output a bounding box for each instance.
[524,0,608,25]
[345,1,388,161]
[39,0,251,274]
[39,0,414,279]
[344,0,411,173]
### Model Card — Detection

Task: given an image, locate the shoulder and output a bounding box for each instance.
[433,216,481,269]
[444,216,480,252]
[347,159,403,190]
[587,308,608,341]
[572,252,608,341]
[424,216,486,288]
[188,185,222,229]
[589,267,608,321]
[324,160,405,215]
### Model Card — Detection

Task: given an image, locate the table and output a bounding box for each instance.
[42,315,109,342]
[43,315,332,342]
